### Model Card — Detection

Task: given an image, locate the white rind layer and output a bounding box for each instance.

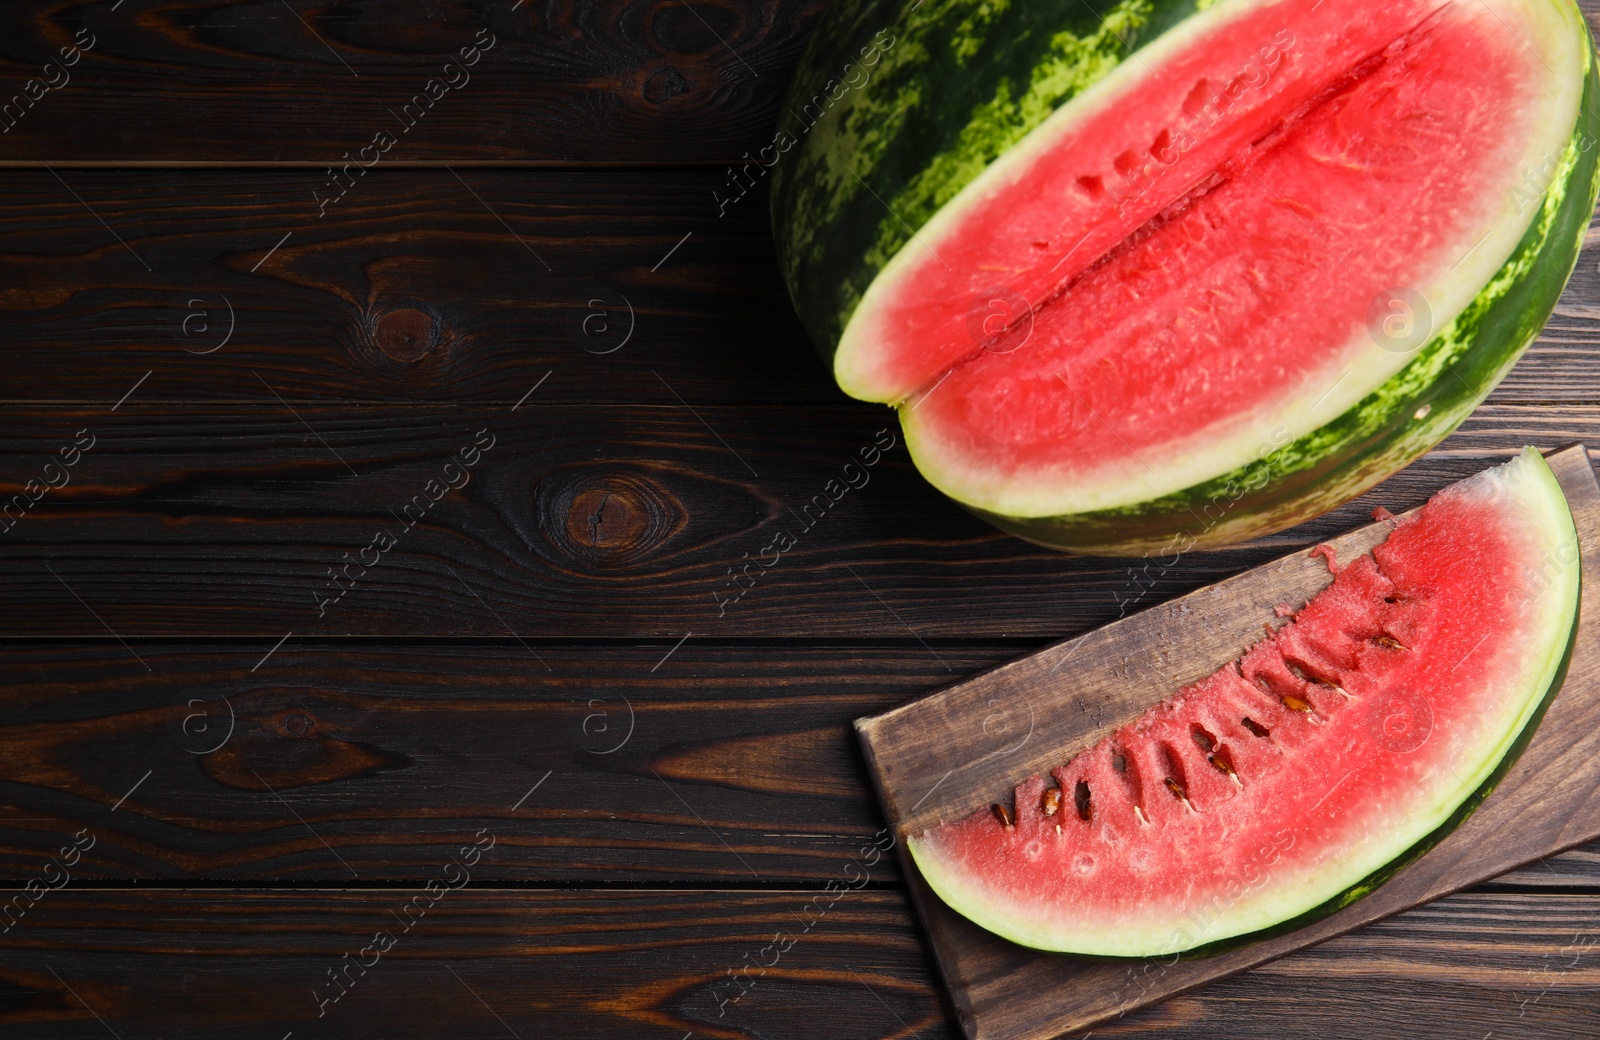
[908,448,1580,956]
[851,0,1588,519]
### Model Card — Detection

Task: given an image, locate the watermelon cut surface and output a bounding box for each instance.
[773,0,1600,553]
[907,448,1580,956]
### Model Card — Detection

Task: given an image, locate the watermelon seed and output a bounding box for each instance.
[1133,805,1150,826]
[1289,662,1351,699]
[992,803,1014,829]
[1374,635,1408,651]
[1163,777,1195,812]
[1215,759,1245,789]
[1041,786,1062,817]
[1074,780,1092,821]
[1241,716,1271,738]
[1208,749,1242,788]
[1158,743,1194,802]
[1280,693,1314,713]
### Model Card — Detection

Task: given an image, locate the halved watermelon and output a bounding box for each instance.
[907,448,1579,956]
[772,0,1600,554]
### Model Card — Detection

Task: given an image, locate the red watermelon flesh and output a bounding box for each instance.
[907,448,1579,956]
[837,0,1584,519]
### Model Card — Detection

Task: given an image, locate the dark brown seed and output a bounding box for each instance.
[1316,677,1351,698]
[1164,777,1186,801]
[1208,753,1235,777]
[1241,716,1271,738]
[992,803,1014,828]
[1041,787,1062,817]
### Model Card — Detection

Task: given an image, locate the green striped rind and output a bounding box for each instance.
[774,0,1600,558]
[963,39,1600,557]
[770,0,1203,359]
[910,448,1581,957]
[1189,590,1580,959]
[1182,452,1583,959]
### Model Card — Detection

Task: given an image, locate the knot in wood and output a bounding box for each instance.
[277,711,318,737]
[374,307,436,363]
[541,468,680,567]
[643,65,686,104]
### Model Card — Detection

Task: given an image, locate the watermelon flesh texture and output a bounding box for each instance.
[908,448,1579,957]
[830,0,1592,528]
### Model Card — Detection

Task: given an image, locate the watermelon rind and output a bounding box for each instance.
[773,0,1204,359]
[1185,608,1577,961]
[906,447,1581,956]
[771,0,1600,555]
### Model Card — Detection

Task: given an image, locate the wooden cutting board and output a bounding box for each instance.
[856,443,1600,1040]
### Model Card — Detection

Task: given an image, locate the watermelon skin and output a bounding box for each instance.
[907,448,1582,956]
[964,53,1600,556]
[771,0,1600,556]
[1189,621,1576,960]
[770,0,1204,356]
[771,0,1197,354]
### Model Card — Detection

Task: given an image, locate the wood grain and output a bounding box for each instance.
[857,446,1600,1040]
[0,0,823,163]
[0,169,834,404]
[0,168,1596,405]
[0,404,1596,639]
[0,888,1595,1040]
[0,638,1590,886]
[0,640,969,881]
[2,1,1598,1035]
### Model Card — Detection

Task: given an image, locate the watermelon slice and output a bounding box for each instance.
[772,0,1600,554]
[907,448,1580,956]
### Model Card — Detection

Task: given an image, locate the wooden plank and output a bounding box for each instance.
[1,889,1596,1039]
[0,0,823,163]
[0,169,832,405]
[0,638,1591,885]
[0,0,1597,171]
[0,168,1596,405]
[0,640,965,881]
[0,404,1598,639]
[856,446,1600,1040]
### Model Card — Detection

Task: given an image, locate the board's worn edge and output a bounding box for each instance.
[856,443,1600,1040]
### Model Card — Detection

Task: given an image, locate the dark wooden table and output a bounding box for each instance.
[1,2,1597,1038]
